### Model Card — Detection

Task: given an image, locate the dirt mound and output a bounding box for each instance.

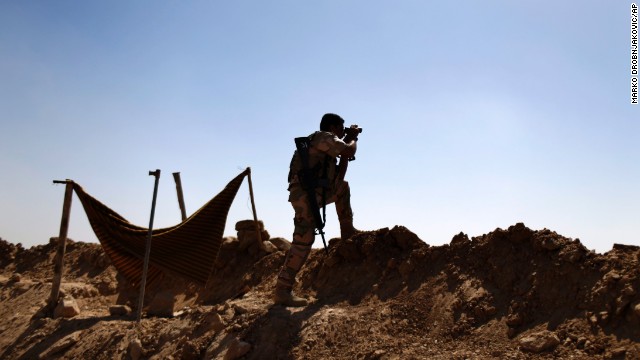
[1,224,639,359]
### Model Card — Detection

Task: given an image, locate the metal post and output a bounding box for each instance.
[172,172,187,221]
[246,168,266,251]
[136,169,161,322]
[48,180,74,316]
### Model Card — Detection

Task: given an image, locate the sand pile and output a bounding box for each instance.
[0,223,639,359]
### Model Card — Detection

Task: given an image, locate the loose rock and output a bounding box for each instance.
[519,331,560,353]
[223,338,251,360]
[54,297,81,318]
[109,304,132,316]
[147,291,175,317]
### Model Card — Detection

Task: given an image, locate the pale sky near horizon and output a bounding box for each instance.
[1,1,638,254]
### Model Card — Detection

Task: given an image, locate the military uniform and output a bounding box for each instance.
[276,131,356,292]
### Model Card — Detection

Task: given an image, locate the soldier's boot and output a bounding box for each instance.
[340,220,362,240]
[335,181,362,239]
[274,286,308,307]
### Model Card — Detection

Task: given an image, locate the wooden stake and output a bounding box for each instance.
[172,172,187,221]
[247,168,266,251]
[137,169,161,322]
[48,180,74,316]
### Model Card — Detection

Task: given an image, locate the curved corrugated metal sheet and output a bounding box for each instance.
[72,169,249,287]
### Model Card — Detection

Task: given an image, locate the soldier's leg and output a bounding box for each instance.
[275,195,314,306]
[333,181,360,239]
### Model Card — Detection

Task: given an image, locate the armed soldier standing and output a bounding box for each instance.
[274,113,362,307]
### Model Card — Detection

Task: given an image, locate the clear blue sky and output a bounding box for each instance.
[1,1,638,253]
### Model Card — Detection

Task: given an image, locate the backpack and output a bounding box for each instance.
[287,132,331,189]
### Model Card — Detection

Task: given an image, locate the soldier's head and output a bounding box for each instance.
[320,113,345,137]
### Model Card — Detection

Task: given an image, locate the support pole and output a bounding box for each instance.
[247,168,266,251]
[136,169,161,322]
[172,172,187,221]
[48,180,74,316]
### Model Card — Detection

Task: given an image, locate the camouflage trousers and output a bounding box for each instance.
[276,180,353,290]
